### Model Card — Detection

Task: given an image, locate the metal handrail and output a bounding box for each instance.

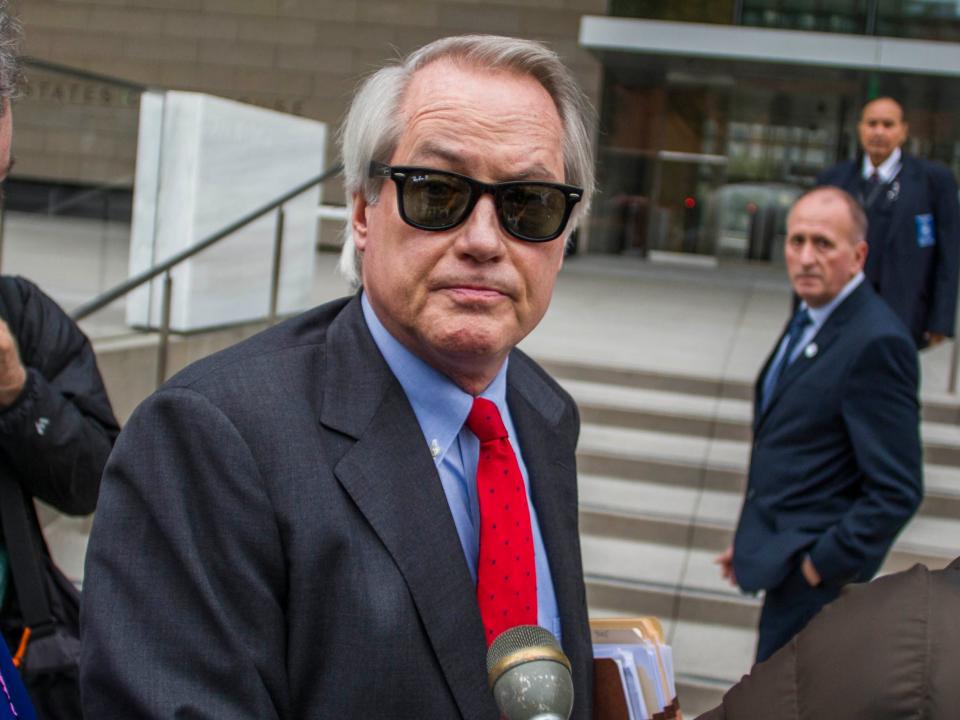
[21,57,152,93]
[72,163,342,321]
[72,161,342,386]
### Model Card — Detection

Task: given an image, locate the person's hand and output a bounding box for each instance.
[715,545,737,587]
[0,319,27,407]
[801,555,822,587]
[924,331,946,347]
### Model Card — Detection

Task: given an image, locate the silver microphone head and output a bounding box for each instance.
[486,625,574,720]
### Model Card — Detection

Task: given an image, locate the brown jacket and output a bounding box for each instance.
[697,556,960,719]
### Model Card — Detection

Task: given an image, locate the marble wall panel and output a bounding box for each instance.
[127,91,326,331]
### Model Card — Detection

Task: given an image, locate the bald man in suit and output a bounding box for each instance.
[718,187,922,662]
[817,97,960,348]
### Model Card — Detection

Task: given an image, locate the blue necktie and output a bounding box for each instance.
[761,308,812,413]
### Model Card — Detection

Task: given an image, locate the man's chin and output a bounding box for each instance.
[422,316,521,361]
[791,282,823,305]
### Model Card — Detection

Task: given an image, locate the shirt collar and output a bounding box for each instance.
[862,147,902,183]
[360,292,509,465]
[802,271,864,330]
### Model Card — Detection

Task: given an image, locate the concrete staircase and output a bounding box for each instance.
[539,357,960,717]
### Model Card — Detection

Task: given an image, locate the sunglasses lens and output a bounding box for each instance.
[500,185,567,240]
[403,171,472,229]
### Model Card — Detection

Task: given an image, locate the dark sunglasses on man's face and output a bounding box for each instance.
[369,161,582,243]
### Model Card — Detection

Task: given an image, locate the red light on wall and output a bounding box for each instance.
[683,196,696,209]
[746,202,758,214]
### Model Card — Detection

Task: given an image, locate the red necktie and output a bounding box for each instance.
[466,397,537,646]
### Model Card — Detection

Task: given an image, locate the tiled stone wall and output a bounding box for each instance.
[13,0,605,192]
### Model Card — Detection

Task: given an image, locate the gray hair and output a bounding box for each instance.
[336,34,596,285]
[0,0,21,113]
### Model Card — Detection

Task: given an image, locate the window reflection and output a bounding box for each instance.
[740,0,867,33]
[608,0,736,24]
[608,0,960,40]
[876,0,960,40]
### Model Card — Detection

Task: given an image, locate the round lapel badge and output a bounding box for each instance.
[804,342,818,359]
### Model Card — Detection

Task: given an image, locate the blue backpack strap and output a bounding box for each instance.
[0,634,36,720]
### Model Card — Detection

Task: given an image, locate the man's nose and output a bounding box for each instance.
[798,241,816,264]
[456,194,505,260]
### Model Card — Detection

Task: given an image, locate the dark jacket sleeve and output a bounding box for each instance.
[926,162,960,337]
[81,387,287,719]
[0,277,120,514]
[696,561,960,720]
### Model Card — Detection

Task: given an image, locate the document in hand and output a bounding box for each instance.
[591,617,681,720]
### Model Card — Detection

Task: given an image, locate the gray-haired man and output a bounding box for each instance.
[82,35,595,719]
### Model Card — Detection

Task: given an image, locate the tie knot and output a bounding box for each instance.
[869,171,881,184]
[466,397,508,442]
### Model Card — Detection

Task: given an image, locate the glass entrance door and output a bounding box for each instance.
[645,150,727,257]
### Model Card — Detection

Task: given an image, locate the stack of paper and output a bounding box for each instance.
[591,617,680,720]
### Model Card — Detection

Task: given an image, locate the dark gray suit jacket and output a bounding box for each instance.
[80,294,593,719]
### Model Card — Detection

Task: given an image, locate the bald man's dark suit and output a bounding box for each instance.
[80,294,593,719]
[733,282,922,661]
[817,154,960,346]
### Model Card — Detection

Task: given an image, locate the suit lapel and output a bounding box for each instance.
[884,155,922,249]
[508,355,592,711]
[753,320,788,434]
[838,160,861,195]
[756,284,868,431]
[321,297,495,720]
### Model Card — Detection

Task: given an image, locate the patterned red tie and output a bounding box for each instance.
[466,397,537,646]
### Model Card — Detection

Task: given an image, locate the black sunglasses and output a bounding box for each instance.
[369,161,582,242]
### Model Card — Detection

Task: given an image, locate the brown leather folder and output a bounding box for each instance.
[593,657,631,720]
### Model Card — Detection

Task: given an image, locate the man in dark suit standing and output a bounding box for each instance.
[817,97,960,348]
[81,35,595,719]
[717,187,922,662]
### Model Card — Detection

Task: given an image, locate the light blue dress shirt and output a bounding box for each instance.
[360,293,562,642]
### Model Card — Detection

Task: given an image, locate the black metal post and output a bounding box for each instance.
[268,206,285,325]
[156,272,173,388]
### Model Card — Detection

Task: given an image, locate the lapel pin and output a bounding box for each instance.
[804,343,818,359]
[887,180,900,203]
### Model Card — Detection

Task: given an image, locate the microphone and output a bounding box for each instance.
[485,625,574,720]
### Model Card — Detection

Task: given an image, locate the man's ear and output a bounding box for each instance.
[854,239,868,271]
[352,192,369,252]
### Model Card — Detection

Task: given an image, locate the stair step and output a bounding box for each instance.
[674,675,729,718]
[542,357,960,426]
[578,424,960,521]
[585,574,759,629]
[579,424,746,476]
[580,503,960,572]
[566,378,960,464]
[541,358,753,401]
